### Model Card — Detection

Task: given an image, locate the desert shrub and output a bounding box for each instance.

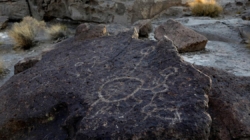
[8,16,46,50]
[46,24,67,40]
[189,0,223,17]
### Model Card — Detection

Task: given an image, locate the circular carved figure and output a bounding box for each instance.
[98,77,144,102]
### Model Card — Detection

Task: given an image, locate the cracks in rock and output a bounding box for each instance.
[25,0,33,17]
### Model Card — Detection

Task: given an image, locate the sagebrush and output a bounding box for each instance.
[189,0,223,17]
[47,24,67,40]
[8,16,46,50]
[8,16,67,50]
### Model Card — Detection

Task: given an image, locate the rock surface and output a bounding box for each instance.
[154,19,208,53]
[0,29,211,139]
[0,0,30,20]
[196,66,250,140]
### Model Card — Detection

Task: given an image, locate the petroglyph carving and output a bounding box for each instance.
[98,77,144,103]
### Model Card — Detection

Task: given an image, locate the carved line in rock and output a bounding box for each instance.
[70,45,182,124]
[98,77,144,103]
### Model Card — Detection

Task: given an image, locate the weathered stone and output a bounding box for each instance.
[0,29,211,139]
[154,19,208,53]
[75,23,107,41]
[0,1,30,20]
[196,66,250,140]
[14,56,41,75]
[27,0,183,24]
[0,16,8,29]
[133,19,152,38]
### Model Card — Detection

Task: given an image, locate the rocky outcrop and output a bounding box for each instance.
[0,0,30,20]
[0,27,212,139]
[196,66,250,140]
[27,0,184,24]
[154,19,208,53]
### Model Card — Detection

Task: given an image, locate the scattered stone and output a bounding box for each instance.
[154,19,208,53]
[14,56,41,75]
[196,66,250,140]
[0,16,8,30]
[133,19,152,38]
[75,23,107,41]
[0,29,211,139]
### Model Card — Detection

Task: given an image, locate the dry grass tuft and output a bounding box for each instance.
[47,24,67,40]
[8,16,46,50]
[8,16,68,50]
[189,0,223,17]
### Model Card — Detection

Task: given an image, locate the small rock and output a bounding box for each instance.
[133,19,152,38]
[242,12,250,20]
[0,16,8,30]
[75,23,107,41]
[14,56,41,75]
[154,19,208,53]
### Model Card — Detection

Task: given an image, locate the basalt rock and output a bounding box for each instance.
[154,19,208,53]
[195,66,250,140]
[0,29,211,139]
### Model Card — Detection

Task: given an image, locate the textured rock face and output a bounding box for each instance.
[196,66,250,140]
[154,19,208,53]
[0,29,211,139]
[0,0,30,20]
[27,0,182,24]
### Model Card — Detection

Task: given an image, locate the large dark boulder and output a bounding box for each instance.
[195,66,250,140]
[0,29,211,139]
